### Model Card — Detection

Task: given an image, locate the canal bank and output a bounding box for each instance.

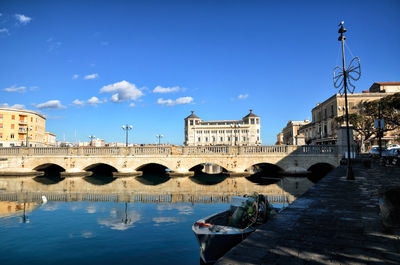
[217,160,400,264]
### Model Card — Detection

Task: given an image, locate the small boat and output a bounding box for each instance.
[192,194,275,264]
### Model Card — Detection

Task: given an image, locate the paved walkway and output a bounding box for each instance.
[217,160,400,264]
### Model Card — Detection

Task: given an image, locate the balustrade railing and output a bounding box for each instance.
[131,146,172,155]
[0,145,338,156]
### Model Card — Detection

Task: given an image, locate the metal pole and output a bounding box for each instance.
[126,125,129,147]
[339,25,354,180]
[378,103,382,158]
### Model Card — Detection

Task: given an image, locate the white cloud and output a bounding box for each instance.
[84,73,99,80]
[36,100,66,110]
[72,99,84,107]
[153,86,181,93]
[0,103,25,109]
[4,85,26,93]
[157,96,194,106]
[129,103,135,107]
[0,28,9,35]
[72,74,79,79]
[15,14,32,25]
[29,86,38,91]
[87,96,103,105]
[100,80,144,103]
[238,94,249,100]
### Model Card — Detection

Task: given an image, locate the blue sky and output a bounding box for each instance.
[0,0,399,145]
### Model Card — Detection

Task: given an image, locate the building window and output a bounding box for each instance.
[243,137,246,141]
[197,137,200,142]
[331,105,334,116]
[0,123,2,128]
[10,134,15,139]
[0,114,3,119]
[205,137,208,142]
[190,120,193,125]
[11,124,15,129]
[220,137,223,141]
[0,133,2,138]
[235,137,238,142]
[257,129,259,134]
[256,119,259,124]
[228,136,231,141]
[212,136,215,142]
[251,118,255,124]
[11,115,15,120]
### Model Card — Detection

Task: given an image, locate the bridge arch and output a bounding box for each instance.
[83,163,118,172]
[189,163,228,174]
[135,162,171,172]
[307,163,335,183]
[33,163,66,172]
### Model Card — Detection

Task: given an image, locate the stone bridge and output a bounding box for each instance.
[0,145,340,178]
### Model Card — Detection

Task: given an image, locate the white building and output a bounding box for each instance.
[184,110,261,146]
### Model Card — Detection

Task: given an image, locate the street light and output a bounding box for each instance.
[122,124,133,147]
[333,21,361,180]
[230,123,241,146]
[156,134,164,145]
[89,135,96,146]
[25,126,32,147]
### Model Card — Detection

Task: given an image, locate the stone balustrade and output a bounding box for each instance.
[0,145,338,156]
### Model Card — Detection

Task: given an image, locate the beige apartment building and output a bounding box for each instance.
[281,120,310,145]
[0,108,52,147]
[184,110,261,146]
[298,82,400,149]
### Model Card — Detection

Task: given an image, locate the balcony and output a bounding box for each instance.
[18,128,27,134]
[18,120,27,124]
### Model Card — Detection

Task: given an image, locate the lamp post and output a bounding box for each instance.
[231,123,241,146]
[25,126,32,147]
[88,135,96,146]
[122,124,133,147]
[333,21,361,180]
[156,134,163,145]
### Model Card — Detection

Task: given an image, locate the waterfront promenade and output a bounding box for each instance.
[217,160,400,264]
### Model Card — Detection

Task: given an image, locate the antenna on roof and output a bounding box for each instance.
[191,110,194,114]
[249,109,253,113]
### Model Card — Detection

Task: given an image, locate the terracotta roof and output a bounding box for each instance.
[184,111,200,120]
[374,82,400,85]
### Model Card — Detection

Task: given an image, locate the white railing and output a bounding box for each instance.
[131,146,172,155]
[0,145,338,156]
[81,147,120,156]
[241,145,288,154]
[183,146,229,155]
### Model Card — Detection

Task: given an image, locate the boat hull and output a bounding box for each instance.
[194,229,254,263]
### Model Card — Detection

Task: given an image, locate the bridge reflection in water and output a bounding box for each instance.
[0,173,316,205]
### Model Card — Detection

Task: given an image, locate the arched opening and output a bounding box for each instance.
[135,163,170,185]
[83,163,117,185]
[246,163,284,185]
[33,163,65,184]
[307,163,335,183]
[189,163,227,185]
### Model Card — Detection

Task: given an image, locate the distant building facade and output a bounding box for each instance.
[184,110,261,146]
[44,132,57,147]
[297,82,400,149]
[281,120,310,145]
[0,108,53,147]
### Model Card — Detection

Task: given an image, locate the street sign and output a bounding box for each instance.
[374,119,384,129]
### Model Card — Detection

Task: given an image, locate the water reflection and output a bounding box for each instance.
[136,173,170,185]
[98,202,141,231]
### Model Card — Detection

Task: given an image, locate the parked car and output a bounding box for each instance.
[383,148,400,166]
[370,146,386,158]
[387,144,400,150]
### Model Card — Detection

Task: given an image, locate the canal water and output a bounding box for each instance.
[0,172,317,264]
